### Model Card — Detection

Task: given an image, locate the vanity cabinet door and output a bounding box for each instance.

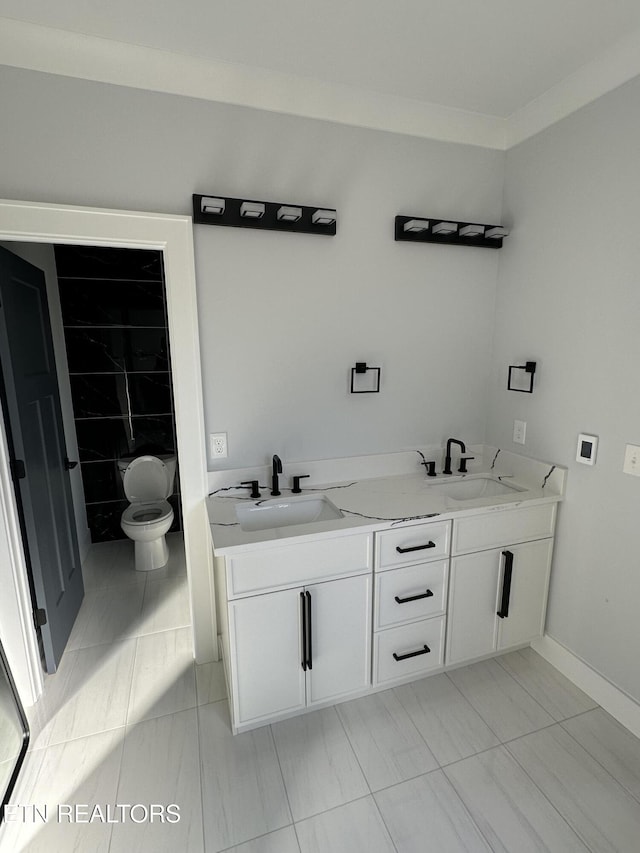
[307,573,372,706]
[497,539,553,651]
[229,587,306,727]
[446,538,553,666]
[446,550,500,665]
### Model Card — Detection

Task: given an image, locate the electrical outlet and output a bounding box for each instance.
[513,419,527,445]
[210,432,228,459]
[623,443,640,476]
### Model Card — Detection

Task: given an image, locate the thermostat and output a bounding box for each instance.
[576,433,598,465]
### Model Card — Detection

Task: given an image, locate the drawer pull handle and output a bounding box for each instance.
[395,541,436,554]
[300,592,308,671]
[305,590,313,670]
[497,550,514,619]
[395,589,434,604]
[393,644,431,662]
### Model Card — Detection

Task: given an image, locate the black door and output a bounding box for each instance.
[0,246,83,672]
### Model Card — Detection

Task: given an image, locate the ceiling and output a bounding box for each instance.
[2,0,640,148]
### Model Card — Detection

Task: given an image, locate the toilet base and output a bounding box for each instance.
[134,536,169,572]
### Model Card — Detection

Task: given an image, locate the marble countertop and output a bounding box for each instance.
[208,449,566,556]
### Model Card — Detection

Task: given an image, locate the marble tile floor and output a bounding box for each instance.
[3,540,640,851]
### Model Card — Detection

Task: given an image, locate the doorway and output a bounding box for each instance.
[0,244,84,673]
[1,241,187,673]
[0,200,216,707]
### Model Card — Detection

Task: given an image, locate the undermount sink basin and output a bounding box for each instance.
[235,494,344,532]
[427,475,525,501]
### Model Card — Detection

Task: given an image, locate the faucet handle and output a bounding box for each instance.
[458,456,475,474]
[421,460,437,477]
[291,474,310,494]
[240,480,261,499]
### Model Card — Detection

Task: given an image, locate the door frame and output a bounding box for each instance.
[0,198,217,705]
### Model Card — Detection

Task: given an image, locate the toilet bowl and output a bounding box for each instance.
[118,454,176,572]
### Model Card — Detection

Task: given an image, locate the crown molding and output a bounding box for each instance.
[2,17,640,151]
[506,27,640,148]
[0,18,506,149]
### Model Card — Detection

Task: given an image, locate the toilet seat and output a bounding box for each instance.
[122,500,173,526]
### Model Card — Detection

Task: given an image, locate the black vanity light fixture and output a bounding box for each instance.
[395,215,508,248]
[508,361,537,393]
[350,362,381,394]
[193,194,337,236]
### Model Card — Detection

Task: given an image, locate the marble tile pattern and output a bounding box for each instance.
[76,414,176,463]
[56,244,179,543]
[6,537,640,853]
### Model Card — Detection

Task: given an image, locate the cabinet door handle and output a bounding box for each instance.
[305,591,313,671]
[497,550,514,619]
[393,644,431,662]
[394,589,434,604]
[300,592,308,671]
[395,541,436,554]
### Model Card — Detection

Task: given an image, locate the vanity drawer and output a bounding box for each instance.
[374,617,445,685]
[375,520,451,570]
[226,533,373,597]
[375,561,447,630]
[452,504,556,555]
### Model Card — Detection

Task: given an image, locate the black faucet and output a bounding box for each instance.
[271,455,283,496]
[443,438,466,475]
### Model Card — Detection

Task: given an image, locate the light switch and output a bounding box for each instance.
[623,443,640,476]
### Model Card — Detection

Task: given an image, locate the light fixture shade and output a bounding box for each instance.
[459,224,485,237]
[432,221,458,235]
[312,208,337,225]
[403,219,430,233]
[486,226,508,239]
[240,201,265,219]
[277,205,302,222]
[201,196,225,215]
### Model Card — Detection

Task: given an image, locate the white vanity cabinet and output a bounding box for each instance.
[373,520,451,686]
[212,485,562,733]
[446,505,556,666]
[219,533,373,731]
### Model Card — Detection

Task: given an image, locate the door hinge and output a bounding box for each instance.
[34,608,47,628]
[11,458,26,481]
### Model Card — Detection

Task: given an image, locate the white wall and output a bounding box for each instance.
[488,75,640,703]
[0,241,90,559]
[0,66,504,470]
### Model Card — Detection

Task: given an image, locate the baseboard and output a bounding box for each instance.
[531,634,640,739]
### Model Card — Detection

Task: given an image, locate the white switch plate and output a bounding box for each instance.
[623,443,640,476]
[210,432,228,459]
[513,419,526,445]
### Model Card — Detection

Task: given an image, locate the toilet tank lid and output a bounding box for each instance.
[123,455,172,502]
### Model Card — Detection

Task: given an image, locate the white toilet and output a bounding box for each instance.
[118,454,176,572]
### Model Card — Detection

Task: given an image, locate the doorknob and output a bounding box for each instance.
[64,457,78,470]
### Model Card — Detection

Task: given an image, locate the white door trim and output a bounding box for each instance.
[0,199,217,705]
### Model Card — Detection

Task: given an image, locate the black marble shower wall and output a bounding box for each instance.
[55,246,181,542]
